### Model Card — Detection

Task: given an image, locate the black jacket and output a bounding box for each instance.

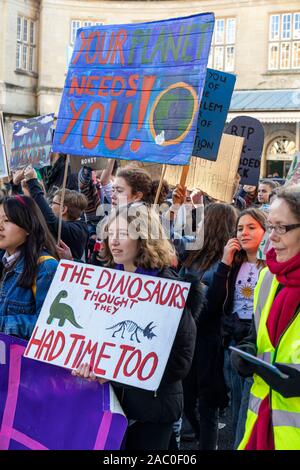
[206,261,253,347]
[27,178,89,260]
[181,263,229,409]
[112,267,204,423]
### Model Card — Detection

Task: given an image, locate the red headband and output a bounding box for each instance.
[14,195,27,207]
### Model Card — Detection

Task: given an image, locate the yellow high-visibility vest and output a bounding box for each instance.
[238,268,300,450]
[32,255,56,298]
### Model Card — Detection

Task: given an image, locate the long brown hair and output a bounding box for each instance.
[184,203,238,272]
[101,204,176,270]
[234,208,267,268]
[2,196,58,288]
[116,167,155,204]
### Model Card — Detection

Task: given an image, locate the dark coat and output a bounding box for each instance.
[180,262,229,409]
[112,267,204,423]
[27,178,89,260]
[206,261,253,347]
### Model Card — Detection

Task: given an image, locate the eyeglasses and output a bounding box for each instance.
[266,223,300,235]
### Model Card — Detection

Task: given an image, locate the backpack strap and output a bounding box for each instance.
[32,255,56,298]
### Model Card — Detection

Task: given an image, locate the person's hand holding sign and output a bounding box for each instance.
[24,165,38,181]
[72,363,108,384]
[56,239,73,261]
[165,184,186,221]
[12,169,25,186]
[191,188,204,207]
[172,184,186,206]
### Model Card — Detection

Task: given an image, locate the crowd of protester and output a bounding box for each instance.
[0,151,299,450]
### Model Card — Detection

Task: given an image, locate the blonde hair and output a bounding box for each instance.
[101,204,176,270]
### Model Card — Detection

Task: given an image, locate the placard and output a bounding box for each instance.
[24,261,190,391]
[193,68,236,161]
[225,115,264,185]
[164,133,244,202]
[0,114,9,178]
[52,14,214,165]
[10,114,54,170]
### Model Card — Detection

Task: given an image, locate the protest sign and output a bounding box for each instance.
[164,133,244,202]
[193,68,236,161]
[0,115,9,178]
[285,152,300,186]
[225,116,264,185]
[24,261,190,391]
[52,14,214,165]
[70,155,108,173]
[0,334,127,450]
[10,114,54,170]
[257,231,272,261]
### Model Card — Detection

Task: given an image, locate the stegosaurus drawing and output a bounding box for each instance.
[106,320,157,343]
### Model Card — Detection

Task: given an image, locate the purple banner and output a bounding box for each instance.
[0,334,127,450]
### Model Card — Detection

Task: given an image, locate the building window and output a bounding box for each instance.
[16,16,36,72]
[269,12,300,70]
[208,18,236,72]
[70,20,103,45]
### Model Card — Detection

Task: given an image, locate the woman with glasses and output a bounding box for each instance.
[233,186,300,450]
[206,208,267,448]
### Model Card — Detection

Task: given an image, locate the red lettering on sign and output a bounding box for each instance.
[104,101,133,151]
[113,344,135,379]
[48,332,65,362]
[94,342,116,375]
[82,103,105,150]
[60,101,86,145]
[137,352,158,381]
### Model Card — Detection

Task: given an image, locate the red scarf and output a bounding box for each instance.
[246,248,300,450]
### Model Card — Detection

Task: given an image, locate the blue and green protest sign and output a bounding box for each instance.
[53,13,214,165]
[193,68,236,161]
[10,114,54,170]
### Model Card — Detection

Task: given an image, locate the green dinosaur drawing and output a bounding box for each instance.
[47,290,82,328]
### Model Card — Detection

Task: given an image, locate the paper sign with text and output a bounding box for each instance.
[193,68,236,161]
[165,133,244,202]
[225,115,264,185]
[24,262,190,391]
[10,114,54,170]
[0,115,9,178]
[52,14,214,165]
[70,155,108,173]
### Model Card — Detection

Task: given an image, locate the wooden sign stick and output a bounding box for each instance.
[179,165,190,188]
[57,154,70,243]
[153,164,167,205]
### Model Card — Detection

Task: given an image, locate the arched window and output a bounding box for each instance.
[268,136,296,156]
[266,135,296,177]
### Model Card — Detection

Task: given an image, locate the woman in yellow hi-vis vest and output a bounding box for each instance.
[232,185,300,450]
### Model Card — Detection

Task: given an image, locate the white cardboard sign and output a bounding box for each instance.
[24,261,190,391]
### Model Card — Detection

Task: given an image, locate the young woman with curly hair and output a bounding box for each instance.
[74,203,204,450]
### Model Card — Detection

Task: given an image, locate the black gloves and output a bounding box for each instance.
[256,364,300,399]
[231,342,258,378]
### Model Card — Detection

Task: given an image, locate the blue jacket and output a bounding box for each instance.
[0,252,58,339]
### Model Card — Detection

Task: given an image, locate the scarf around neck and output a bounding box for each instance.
[266,248,300,346]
